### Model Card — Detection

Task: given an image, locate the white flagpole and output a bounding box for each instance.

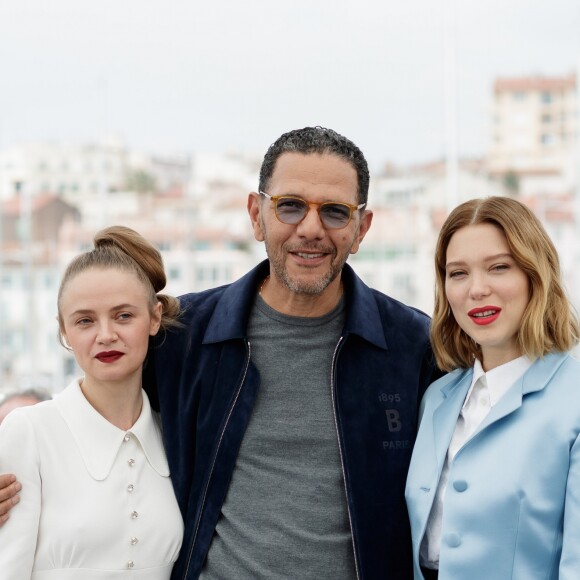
[444,0,459,214]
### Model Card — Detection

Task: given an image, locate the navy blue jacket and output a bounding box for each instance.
[144,260,438,579]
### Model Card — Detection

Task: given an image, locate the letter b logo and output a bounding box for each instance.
[385,409,402,432]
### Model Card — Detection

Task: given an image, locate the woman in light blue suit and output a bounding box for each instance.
[406,196,580,580]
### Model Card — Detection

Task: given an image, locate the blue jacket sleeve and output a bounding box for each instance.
[560,432,580,577]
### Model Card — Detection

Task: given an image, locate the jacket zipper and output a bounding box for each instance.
[330,335,361,580]
[182,340,252,579]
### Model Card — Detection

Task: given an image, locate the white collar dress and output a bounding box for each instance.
[0,378,183,579]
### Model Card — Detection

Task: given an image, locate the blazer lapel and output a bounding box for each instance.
[471,352,568,437]
[431,371,473,468]
[475,376,524,435]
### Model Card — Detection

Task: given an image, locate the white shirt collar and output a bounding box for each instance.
[54,379,170,481]
[464,355,534,408]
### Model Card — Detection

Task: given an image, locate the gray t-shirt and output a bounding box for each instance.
[200,295,356,579]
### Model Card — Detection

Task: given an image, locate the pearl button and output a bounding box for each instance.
[124,434,131,442]
[445,533,461,547]
[131,511,139,519]
[127,560,134,568]
[127,484,135,493]
[128,458,135,467]
[131,537,139,545]
[453,480,468,492]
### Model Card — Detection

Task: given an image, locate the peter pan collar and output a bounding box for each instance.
[54,379,170,481]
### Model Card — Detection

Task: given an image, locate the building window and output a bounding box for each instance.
[513,91,527,101]
[64,356,78,378]
[541,114,552,123]
[540,91,553,104]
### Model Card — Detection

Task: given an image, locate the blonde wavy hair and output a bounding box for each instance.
[431,196,579,371]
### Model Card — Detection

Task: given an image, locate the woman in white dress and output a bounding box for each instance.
[406,197,580,579]
[0,226,183,579]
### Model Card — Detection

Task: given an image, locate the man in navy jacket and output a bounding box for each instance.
[0,127,438,579]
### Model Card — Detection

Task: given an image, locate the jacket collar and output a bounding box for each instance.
[439,352,570,400]
[477,351,569,433]
[202,260,387,350]
[431,351,571,462]
[55,379,170,481]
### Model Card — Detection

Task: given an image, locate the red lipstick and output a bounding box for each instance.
[468,306,501,326]
[95,351,124,363]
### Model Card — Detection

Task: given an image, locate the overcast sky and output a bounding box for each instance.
[0,0,579,170]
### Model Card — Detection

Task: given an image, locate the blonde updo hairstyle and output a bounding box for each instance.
[57,225,180,347]
[431,196,579,371]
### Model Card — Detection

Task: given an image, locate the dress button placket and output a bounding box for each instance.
[125,432,139,568]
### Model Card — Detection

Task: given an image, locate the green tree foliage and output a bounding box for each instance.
[502,170,519,194]
[125,169,158,194]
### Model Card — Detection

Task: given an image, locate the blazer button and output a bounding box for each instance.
[453,480,468,492]
[445,533,461,548]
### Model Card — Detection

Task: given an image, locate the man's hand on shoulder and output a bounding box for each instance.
[0,474,21,525]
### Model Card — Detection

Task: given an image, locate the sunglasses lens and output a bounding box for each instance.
[320,204,351,228]
[276,198,308,224]
[273,197,353,229]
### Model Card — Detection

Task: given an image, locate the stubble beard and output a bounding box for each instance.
[264,239,351,296]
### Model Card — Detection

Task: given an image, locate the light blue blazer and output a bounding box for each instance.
[405,352,580,579]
